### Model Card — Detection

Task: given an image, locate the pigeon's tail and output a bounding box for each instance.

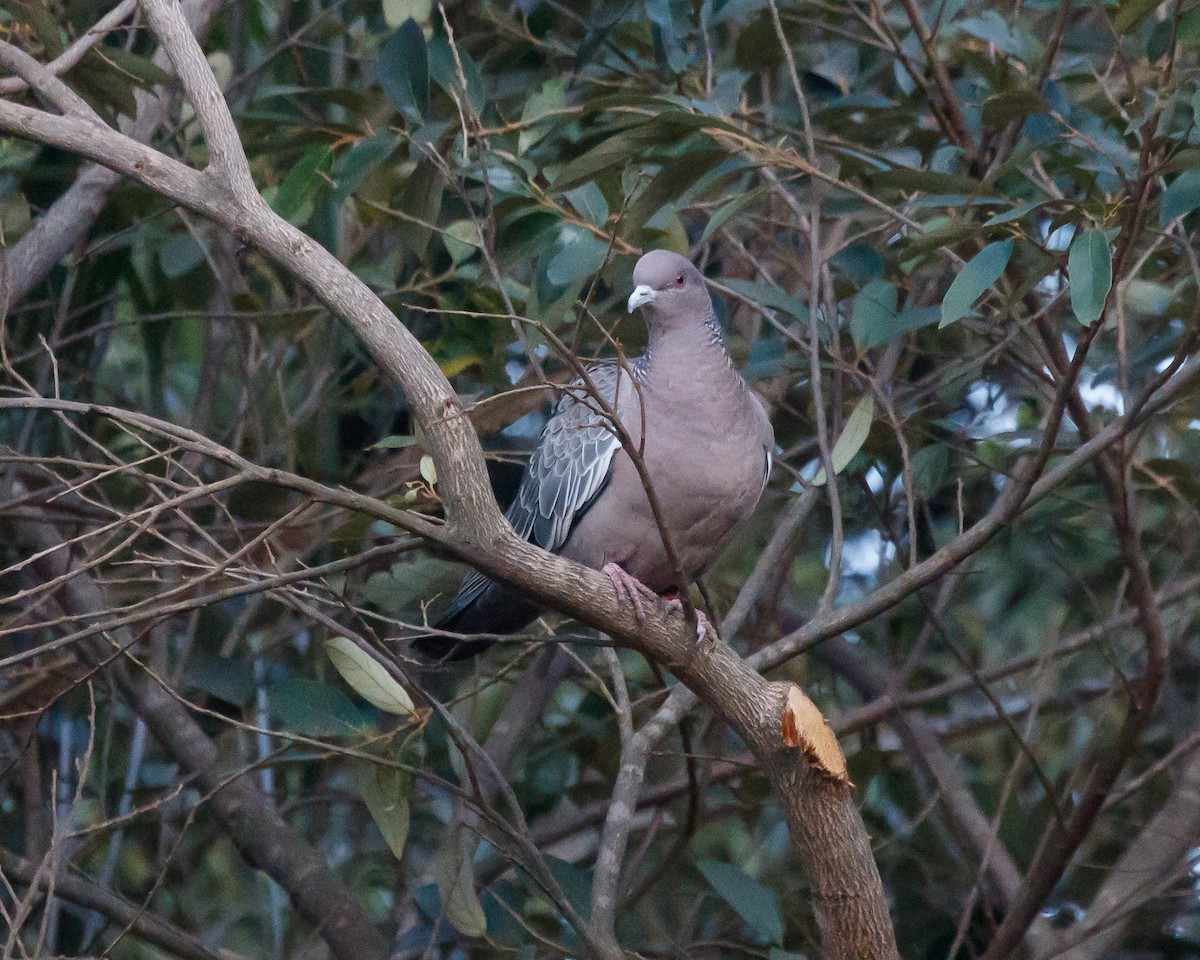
[411,580,541,661]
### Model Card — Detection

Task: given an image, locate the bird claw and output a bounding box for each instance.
[604,568,717,645]
[663,598,718,646]
[603,563,656,623]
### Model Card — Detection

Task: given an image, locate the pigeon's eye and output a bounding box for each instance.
[675,274,685,287]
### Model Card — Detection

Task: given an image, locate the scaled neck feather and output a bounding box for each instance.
[641,306,737,384]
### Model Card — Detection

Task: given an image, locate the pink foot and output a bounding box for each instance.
[662,598,717,644]
[602,563,658,622]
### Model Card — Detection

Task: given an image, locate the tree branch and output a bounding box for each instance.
[0,0,221,315]
[12,508,390,960]
[0,846,237,960]
[0,17,903,955]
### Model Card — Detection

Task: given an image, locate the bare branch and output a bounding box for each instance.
[0,846,237,960]
[12,509,390,960]
[0,0,221,315]
[0,0,139,97]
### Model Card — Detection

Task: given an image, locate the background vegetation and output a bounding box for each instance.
[3,0,1200,957]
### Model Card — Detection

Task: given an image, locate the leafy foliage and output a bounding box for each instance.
[3,0,1200,957]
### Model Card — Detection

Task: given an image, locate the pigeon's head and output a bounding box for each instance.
[627,250,711,327]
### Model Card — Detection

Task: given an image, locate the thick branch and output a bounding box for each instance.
[0,36,901,958]
[136,0,252,186]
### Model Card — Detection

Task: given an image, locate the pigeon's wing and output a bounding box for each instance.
[510,363,628,550]
[751,392,774,495]
[438,363,628,623]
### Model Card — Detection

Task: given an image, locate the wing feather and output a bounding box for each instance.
[438,364,628,628]
[511,363,626,553]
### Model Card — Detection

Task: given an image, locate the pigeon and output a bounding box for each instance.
[415,250,774,659]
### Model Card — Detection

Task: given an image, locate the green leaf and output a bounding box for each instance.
[273,145,334,221]
[1160,168,1200,224]
[981,90,1048,128]
[325,637,416,716]
[697,860,784,946]
[518,78,566,153]
[383,0,431,28]
[904,218,983,256]
[1181,8,1200,47]
[624,148,727,233]
[353,760,410,860]
[564,182,609,228]
[91,47,171,91]
[544,856,592,917]
[1068,229,1113,325]
[428,36,484,112]
[10,0,64,57]
[158,233,206,279]
[911,443,952,498]
[73,55,138,118]
[721,278,808,321]
[379,19,428,120]
[701,184,769,244]
[546,230,610,285]
[830,243,884,286]
[551,122,664,193]
[983,200,1046,226]
[849,279,898,348]
[744,337,791,379]
[940,238,1013,327]
[873,167,980,195]
[395,158,444,257]
[1124,279,1172,316]
[1114,0,1162,32]
[333,134,397,201]
[957,12,1024,56]
[891,305,941,337]
[186,653,253,706]
[368,435,418,450]
[268,678,364,737]
[813,394,874,486]
[438,832,488,937]
[442,219,480,263]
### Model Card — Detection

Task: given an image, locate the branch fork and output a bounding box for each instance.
[0,6,897,958]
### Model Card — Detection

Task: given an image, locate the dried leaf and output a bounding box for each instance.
[780,684,850,784]
[325,637,416,716]
[419,454,438,486]
[437,830,488,937]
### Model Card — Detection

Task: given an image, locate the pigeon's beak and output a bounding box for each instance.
[627,284,657,313]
